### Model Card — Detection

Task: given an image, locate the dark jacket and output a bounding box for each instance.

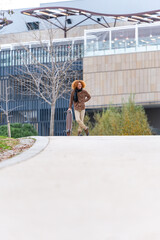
[69,89,91,111]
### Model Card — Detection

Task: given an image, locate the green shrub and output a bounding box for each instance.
[0,123,38,138]
[72,97,152,136]
[121,97,151,135]
[0,125,8,137]
[91,107,122,135]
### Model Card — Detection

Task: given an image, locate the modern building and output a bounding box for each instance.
[1,1,160,135]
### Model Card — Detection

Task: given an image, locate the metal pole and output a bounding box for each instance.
[64,16,67,38]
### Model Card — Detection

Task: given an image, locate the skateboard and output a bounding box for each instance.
[66,109,72,136]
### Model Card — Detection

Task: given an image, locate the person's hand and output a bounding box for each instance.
[68,108,71,111]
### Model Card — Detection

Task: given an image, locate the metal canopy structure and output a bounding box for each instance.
[0,18,12,29]
[21,7,160,37]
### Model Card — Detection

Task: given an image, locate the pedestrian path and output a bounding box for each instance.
[0,136,160,240]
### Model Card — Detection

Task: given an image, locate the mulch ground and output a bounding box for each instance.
[0,138,35,162]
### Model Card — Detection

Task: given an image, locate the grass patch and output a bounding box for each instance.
[0,137,19,153]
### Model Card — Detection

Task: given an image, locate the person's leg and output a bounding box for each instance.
[80,109,89,136]
[74,110,82,134]
[78,125,82,134]
[80,109,85,126]
[75,110,87,132]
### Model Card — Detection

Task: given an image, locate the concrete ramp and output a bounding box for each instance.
[0,136,160,240]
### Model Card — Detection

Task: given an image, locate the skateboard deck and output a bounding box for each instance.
[66,109,72,136]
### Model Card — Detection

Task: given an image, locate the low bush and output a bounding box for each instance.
[120,97,151,135]
[72,97,152,136]
[0,123,38,138]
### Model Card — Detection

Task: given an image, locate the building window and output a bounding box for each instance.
[26,22,39,31]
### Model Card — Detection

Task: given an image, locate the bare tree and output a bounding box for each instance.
[0,85,22,137]
[11,28,82,136]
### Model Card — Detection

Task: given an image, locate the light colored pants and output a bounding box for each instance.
[75,109,87,132]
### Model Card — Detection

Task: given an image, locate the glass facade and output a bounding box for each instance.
[85,22,160,56]
[0,40,83,136]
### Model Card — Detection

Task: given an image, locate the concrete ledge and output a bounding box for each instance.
[0,136,49,169]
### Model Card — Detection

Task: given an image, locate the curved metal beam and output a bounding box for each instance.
[21,7,160,37]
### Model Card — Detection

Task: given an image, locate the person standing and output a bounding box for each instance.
[68,80,91,136]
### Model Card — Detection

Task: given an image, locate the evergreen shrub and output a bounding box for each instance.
[72,97,152,136]
[0,123,38,138]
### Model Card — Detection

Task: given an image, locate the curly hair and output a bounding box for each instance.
[71,80,86,89]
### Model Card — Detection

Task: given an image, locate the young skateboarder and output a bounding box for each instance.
[68,80,91,136]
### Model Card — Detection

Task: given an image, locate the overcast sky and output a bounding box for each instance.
[0,0,160,13]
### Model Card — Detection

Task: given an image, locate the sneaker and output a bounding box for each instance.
[78,131,82,136]
[67,130,71,136]
[85,127,89,136]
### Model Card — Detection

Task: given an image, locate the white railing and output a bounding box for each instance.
[84,22,160,57]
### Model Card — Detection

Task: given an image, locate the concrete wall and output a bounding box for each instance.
[0,24,103,45]
[83,51,160,109]
[0,21,130,46]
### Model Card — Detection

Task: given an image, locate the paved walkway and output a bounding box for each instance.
[0,136,160,240]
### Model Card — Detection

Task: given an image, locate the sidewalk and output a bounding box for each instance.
[0,136,160,240]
